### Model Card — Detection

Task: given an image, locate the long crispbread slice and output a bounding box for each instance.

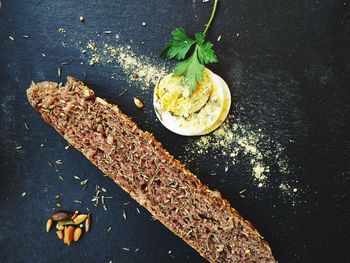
[27,77,275,262]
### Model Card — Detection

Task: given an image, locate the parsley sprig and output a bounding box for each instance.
[161,0,219,93]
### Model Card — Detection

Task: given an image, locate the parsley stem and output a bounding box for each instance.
[203,0,219,35]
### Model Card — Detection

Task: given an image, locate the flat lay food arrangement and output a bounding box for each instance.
[1,0,349,262]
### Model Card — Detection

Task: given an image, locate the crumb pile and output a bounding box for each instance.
[185,116,286,187]
[81,36,170,91]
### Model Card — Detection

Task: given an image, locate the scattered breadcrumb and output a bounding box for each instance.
[21,192,27,197]
[78,38,170,91]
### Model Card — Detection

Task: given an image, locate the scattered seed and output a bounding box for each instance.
[239,189,247,194]
[42,53,46,57]
[104,30,112,34]
[133,97,144,109]
[123,202,130,206]
[61,41,68,48]
[103,205,107,211]
[79,16,84,22]
[122,210,127,220]
[101,187,107,192]
[55,160,63,165]
[217,35,222,42]
[224,166,228,172]
[21,192,26,197]
[48,161,53,167]
[57,67,61,77]
[73,214,88,224]
[58,176,64,181]
[40,144,44,147]
[136,208,140,214]
[46,219,53,232]
[51,211,69,221]
[117,89,127,97]
[58,28,65,33]
[122,248,130,251]
[24,123,29,130]
[15,146,22,150]
[71,211,79,220]
[22,34,29,39]
[135,248,139,252]
[73,227,83,241]
[80,179,89,185]
[56,230,63,239]
[74,175,80,180]
[142,22,146,27]
[107,226,112,232]
[8,36,14,41]
[85,215,91,232]
[56,203,62,207]
[56,224,64,231]
[74,200,82,204]
[61,61,70,65]
[55,195,60,198]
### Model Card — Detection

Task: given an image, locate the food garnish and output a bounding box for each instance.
[161,0,219,93]
[46,211,91,246]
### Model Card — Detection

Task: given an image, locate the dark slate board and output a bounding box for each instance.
[0,0,350,262]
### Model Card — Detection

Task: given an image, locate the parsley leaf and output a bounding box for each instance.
[197,41,218,64]
[161,0,219,93]
[173,47,205,93]
[161,28,196,60]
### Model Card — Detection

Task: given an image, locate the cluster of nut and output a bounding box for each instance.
[46,211,91,246]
